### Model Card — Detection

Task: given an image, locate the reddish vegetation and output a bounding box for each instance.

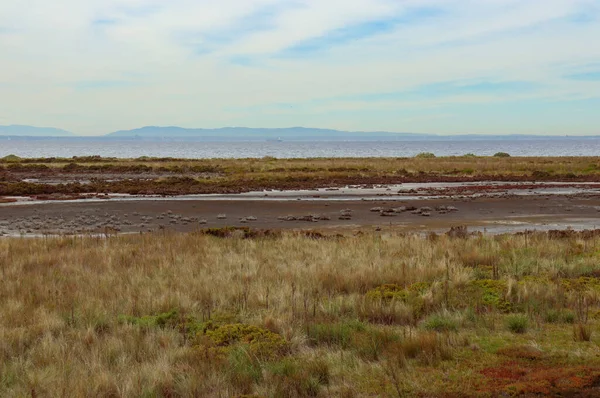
[1,177,600,200]
[479,362,600,396]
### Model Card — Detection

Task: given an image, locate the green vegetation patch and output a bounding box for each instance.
[467,279,513,313]
[119,310,211,335]
[204,323,289,359]
[267,358,330,397]
[421,312,460,332]
[1,154,21,162]
[366,282,431,301]
[505,314,529,334]
[415,152,436,158]
[560,277,600,292]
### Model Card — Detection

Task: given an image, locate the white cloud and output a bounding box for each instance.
[0,0,598,134]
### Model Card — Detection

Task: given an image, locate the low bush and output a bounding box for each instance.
[422,312,460,332]
[505,314,529,334]
[415,152,436,159]
[306,320,366,349]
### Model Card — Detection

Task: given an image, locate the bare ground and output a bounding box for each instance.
[1,191,599,236]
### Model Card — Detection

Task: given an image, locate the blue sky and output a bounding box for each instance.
[0,0,599,135]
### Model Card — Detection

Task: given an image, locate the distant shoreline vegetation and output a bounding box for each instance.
[0,155,598,197]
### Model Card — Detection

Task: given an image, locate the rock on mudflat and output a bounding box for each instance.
[199,219,208,225]
[217,214,227,220]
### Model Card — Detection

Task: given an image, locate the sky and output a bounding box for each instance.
[1,0,599,136]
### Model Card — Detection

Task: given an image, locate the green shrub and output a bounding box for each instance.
[415,152,436,159]
[366,282,430,301]
[1,154,21,162]
[493,152,511,158]
[544,309,576,324]
[205,323,288,359]
[422,312,459,332]
[468,279,512,313]
[562,311,576,324]
[505,314,529,334]
[267,358,330,397]
[227,346,263,393]
[544,309,561,323]
[306,320,366,349]
[119,310,180,328]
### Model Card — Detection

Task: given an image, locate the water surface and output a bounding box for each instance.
[2,139,599,158]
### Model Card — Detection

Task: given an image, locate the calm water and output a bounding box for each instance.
[1,139,599,158]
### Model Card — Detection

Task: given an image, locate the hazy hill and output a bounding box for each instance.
[1,124,597,141]
[106,126,433,141]
[0,125,75,137]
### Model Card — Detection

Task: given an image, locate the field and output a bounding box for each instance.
[2,229,600,397]
[2,155,600,197]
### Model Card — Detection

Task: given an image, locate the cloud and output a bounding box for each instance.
[0,0,599,135]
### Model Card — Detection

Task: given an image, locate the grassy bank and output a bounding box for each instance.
[1,155,600,196]
[2,230,600,396]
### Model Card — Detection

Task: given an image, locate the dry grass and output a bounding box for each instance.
[1,230,600,396]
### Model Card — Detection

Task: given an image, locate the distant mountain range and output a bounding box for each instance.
[0,125,598,141]
[0,125,75,137]
[107,126,432,141]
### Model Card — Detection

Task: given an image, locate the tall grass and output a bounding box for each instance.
[1,231,600,396]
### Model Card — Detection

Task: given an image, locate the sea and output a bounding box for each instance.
[1,138,599,158]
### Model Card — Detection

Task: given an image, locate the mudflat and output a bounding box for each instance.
[1,188,598,236]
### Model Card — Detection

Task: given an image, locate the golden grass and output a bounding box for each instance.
[1,231,600,396]
[3,155,600,176]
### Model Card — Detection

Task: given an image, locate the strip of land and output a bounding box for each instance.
[1,155,600,198]
[1,156,599,236]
